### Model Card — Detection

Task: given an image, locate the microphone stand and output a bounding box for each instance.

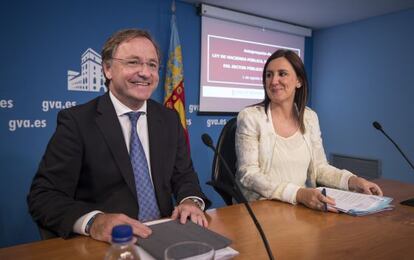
[373,121,414,206]
[203,135,275,260]
[375,127,414,170]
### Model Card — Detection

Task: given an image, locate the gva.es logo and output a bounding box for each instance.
[67,48,107,92]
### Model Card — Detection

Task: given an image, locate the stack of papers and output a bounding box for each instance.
[317,187,394,216]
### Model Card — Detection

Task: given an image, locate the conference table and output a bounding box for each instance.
[1,179,413,259]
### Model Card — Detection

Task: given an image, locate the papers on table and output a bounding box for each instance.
[317,187,394,216]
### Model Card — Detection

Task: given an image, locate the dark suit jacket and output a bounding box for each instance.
[27,93,211,238]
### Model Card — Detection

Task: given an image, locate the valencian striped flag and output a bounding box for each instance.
[164,14,190,150]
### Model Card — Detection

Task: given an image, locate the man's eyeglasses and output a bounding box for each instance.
[111,57,159,73]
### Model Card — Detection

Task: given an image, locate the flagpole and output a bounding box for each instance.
[164,0,191,152]
[171,0,175,14]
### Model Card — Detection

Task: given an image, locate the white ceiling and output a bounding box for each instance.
[182,0,414,29]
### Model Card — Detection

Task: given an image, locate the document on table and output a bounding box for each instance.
[317,187,394,216]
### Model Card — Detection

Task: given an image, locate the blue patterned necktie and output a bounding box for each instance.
[127,112,160,222]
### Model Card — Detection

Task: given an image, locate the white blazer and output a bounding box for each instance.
[235,105,354,204]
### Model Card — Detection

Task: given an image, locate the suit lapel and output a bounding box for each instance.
[147,101,166,197]
[95,93,138,202]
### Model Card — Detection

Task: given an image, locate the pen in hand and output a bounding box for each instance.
[321,188,328,212]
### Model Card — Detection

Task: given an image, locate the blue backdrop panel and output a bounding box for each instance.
[312,8,414,185]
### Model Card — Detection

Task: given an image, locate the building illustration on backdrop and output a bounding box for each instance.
[67,48,107,92]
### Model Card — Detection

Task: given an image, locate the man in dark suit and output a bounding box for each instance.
[27,29,211,243]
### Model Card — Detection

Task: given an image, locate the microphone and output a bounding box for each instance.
[372,121,414,170]
[372,121,414,206]
[202,134,244,203]
[201,133,275,260]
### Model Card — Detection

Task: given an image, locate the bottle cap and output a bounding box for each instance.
[111,224,133,243]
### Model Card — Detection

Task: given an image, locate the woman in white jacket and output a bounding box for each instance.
[235,49,382,212]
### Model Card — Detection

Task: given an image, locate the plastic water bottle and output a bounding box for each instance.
[104,224,141,260]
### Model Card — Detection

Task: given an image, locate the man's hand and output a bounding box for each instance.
[171,199,208,227]
[296,188,338,212]
[348,176,383,196]
[89,213,152,243]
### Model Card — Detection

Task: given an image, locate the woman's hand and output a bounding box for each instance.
[296,188,338,212]
[348,176,383,196]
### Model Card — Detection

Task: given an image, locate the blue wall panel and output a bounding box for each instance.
[312,9,414,185]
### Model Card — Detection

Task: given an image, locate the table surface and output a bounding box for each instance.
[1,179,413,260]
